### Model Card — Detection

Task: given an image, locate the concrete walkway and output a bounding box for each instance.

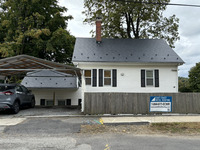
[1,113,200,126]
[0,118,26,126]
[101,116,200,124]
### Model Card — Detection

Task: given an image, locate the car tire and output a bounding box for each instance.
[12,101,20,114]
[30,98,35,108]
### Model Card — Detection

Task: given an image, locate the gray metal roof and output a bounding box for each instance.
[21,70,77,89]
[72,38,184,64]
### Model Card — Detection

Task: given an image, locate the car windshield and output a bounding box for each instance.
[0,86,15,91]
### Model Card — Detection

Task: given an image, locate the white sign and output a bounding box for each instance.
[150,96,172,112]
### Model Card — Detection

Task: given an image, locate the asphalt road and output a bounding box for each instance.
[1,134,200,150]
[3,117,100,135]
[77,134,200,150]
[0,117,200,150]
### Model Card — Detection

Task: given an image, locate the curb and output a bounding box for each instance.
[17,113,200,119]
[104,122,150,126]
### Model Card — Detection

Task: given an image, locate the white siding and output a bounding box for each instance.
[76,62,179,93]
[31,88,82,106]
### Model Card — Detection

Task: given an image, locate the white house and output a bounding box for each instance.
[19,20,184,112]
[72,20,184,111]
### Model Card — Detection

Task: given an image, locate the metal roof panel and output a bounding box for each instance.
[72,38,184,64]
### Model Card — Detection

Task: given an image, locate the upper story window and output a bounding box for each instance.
[146,70,154,86]
[84,70,91,85]
[104,70,111,86]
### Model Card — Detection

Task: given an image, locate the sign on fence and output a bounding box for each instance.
[149,96,172,112]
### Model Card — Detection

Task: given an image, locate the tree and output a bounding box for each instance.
[178,77,192,93]
[83,0,179,48]
[0,0,75,63]
[189,63,200,92]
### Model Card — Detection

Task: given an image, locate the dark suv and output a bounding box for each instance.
[0,84,35,114]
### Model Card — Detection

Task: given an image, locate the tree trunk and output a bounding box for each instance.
[125,12,132,38]
[130,14,136,38]
[135,15,140,39]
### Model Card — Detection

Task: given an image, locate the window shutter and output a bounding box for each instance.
[155,70,159,87]
[112,69,117,87]
[92,69,97,87]
[141,70,145,87]
[40,99,45,106]
[99,69,103,87]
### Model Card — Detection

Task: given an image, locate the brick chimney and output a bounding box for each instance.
[96,17,102,43]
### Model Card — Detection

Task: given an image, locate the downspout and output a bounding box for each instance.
[53,91,56,106]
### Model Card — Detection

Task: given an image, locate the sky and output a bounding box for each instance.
[59,0,200,78]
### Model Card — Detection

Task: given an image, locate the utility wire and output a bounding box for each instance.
[112,0,200,8]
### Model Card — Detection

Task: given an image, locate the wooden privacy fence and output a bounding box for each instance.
[84,93,200,114]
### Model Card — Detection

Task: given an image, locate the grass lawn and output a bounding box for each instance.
[81,122,200,135]
[150,122,200,134]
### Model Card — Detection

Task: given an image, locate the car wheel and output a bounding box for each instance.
[12,101,20,114]
[30,98,35,108]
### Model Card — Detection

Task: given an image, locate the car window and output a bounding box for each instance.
[0,86,15,91]
[21,86,28,93]
[16,86,23,92]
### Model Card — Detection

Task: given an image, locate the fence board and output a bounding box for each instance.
[84,93,200,115]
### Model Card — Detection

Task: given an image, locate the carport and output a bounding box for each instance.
[0,55,80,77]
[0,55,82,107]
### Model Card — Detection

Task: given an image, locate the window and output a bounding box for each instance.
[66,99,71,106]
[40,99,45,106]
[104,70,111,86]
[141,69,159,87]
[21,86,29,93]
[146,70,154,86]
[58,100,66,106]
[16,86,23,92]
[0,86,15,91]
[46,100,54,106]
[84,70,91,85]
[78,99,82,106]
[84,69,117,87]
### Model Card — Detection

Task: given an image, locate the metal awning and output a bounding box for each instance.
[0,55,81,77]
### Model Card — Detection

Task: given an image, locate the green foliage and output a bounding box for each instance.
[7,75,24,84]
[0,0,74,63]
[46,28,75,63]
[83,0,179,48]
[189,63,200,92]
[178,77,192,93]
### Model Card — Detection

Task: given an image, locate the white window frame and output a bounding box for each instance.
[84,70,92,86]
[103,70,112,86]
[145,70,154,87]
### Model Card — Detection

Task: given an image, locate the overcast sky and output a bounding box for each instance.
[59,0,200,78]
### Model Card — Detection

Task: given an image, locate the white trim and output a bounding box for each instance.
[103,69,112,86]
[145,70,154,87]
[74,62,183,66]
[84,70,92,86]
